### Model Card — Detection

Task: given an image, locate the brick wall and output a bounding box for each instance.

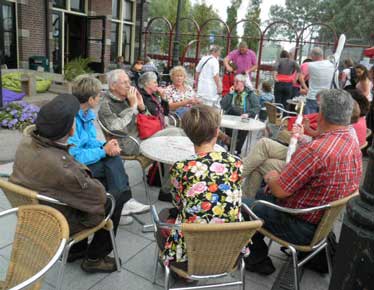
[17,0,49,69]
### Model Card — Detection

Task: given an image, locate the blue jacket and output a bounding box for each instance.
[68,109,106,165]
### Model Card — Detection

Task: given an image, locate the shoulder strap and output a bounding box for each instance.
[200,56,213,71]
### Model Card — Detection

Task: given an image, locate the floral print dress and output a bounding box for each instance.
[161,151,244,265]
[164,84,196,104]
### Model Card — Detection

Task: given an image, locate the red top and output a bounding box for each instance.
[277,128,362,224]
[353,117,367,147]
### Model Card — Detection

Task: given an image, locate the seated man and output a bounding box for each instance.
[10,94,119,273]
[68,75,149,224]
[243,89,362,274]
[99,69,146,156]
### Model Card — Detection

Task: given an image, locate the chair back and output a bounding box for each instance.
[310,191,359,247]
[3,205,69,290]
[264,102,278,124]
[182,220,263,276]
[0,178,39,208]
[23,124,35,136]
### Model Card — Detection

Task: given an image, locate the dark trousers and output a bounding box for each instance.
[225,128,248,155]
[72,156,131,259]
[274,82,293,108]
[242,190,317,265]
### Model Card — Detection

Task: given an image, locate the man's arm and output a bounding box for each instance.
[264,170,292,198]
[223,56,233,72]
[98,99,135,133]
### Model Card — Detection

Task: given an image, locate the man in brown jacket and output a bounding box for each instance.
[10,94,122,273]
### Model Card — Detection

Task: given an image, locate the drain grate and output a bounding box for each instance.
[271,258,304,290]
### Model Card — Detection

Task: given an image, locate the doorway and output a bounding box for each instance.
[0,0,16,68]
[64,13,87,64]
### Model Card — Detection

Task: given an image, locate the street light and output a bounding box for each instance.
[172,0,183,67]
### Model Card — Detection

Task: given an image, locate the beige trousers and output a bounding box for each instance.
[242,138,287,197]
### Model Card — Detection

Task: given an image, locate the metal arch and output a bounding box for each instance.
[298,22,338,57]
[197,18,231,60]
[231,19,262,54]
[171,17,200,66]
[171,17,200,33]
[180,39,199,65]
[256,20,299,89]
[143,17,173,66]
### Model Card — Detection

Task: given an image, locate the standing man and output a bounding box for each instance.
[224,41,258,87]
[195,45,222,107]
[304,47,335,114]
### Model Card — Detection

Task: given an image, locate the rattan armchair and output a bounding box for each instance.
[150,205,263,290]
[264,102,297,140]
[0,178,121,290]
[244,191,359,290]
[0,205,69,290]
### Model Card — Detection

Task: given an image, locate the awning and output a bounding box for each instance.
[364,47,374,58]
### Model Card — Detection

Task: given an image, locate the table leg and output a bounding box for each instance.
[244,131,253,156]
[230,129,238,155]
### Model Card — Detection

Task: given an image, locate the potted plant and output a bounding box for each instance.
[63,57,94,92]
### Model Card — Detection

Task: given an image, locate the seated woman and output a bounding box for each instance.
[220,73,260,154]
[160,105,245,266]
[164,65,201,117]
[348,89,369,147]
[138,71,184,136]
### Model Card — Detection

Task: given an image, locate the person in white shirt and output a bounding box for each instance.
[305,47,335,114]
[195,45,222,107]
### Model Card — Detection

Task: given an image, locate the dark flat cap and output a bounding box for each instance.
[36,94,80,140]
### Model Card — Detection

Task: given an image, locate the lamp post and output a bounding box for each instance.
[0,51,3,108]
[328,140,374,289]
[172,0,183,67]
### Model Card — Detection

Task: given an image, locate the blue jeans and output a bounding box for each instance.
[304,99,319,114]
[242,190,317,264]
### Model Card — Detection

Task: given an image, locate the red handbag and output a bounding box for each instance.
[136,113,163,139]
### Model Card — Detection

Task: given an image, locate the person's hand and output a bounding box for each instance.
[156,87,167,100]
[292,123,304,136]
[127,86,137,107]
[264,170,279,184]
[135,89,145,111]
[189,97,201,105]
[104,139,121,156]
[229,86,235,94]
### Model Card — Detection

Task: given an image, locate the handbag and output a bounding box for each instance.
[136,113,163,139]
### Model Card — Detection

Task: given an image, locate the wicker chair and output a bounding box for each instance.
[245,191,359,290]
[0,178,121,290]
[0,205,69,290]
[151,205,263,290]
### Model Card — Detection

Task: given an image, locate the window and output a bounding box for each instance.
[110,0,135,64]
[52,12,62,73]
[112,0,120,20]
[122,25,131,63]
[70,0,85,12]
[111,23,119,62]
[0,2,17,68]
[52,0,66,9]
[123,0,133,21]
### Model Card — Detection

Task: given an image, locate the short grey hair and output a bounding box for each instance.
[107,69,127,87]
[311,47,323,58]
[234,74,247,84]
[319,89,353,126]
[209,45,221,54]
[138,71,158,89]
[239,41,248,48]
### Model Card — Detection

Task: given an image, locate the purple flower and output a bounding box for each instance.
[1,119,8,126]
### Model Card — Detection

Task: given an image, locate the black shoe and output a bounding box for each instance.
[67,250,86,263]
[245,257,276,275]
[81,256,122,273]
[158,189,173,202]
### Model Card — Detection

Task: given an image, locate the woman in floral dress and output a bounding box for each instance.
[161,104,245,266]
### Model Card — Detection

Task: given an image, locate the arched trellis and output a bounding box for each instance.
[171,17,200,66]
[142,17,370,89]
[297,22,338,62]
[143,17,173,67]
[230,19,262,53]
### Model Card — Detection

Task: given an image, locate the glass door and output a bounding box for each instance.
[0,0,16,68]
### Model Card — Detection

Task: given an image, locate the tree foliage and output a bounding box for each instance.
[243,0,261,53]
[226,0,242,49]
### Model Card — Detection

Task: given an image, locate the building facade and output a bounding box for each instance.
[1,0,146,73]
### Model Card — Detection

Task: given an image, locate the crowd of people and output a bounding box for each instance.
[7,41,369,282]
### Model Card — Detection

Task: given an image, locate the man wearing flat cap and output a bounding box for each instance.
[10,94,120,273]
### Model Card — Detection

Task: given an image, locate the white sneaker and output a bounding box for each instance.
[121,198,150,216]
[119,215,134,225]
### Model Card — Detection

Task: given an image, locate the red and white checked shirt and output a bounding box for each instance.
[278,128,362,224]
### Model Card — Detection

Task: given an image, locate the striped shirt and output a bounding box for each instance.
[278,128,362,224]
